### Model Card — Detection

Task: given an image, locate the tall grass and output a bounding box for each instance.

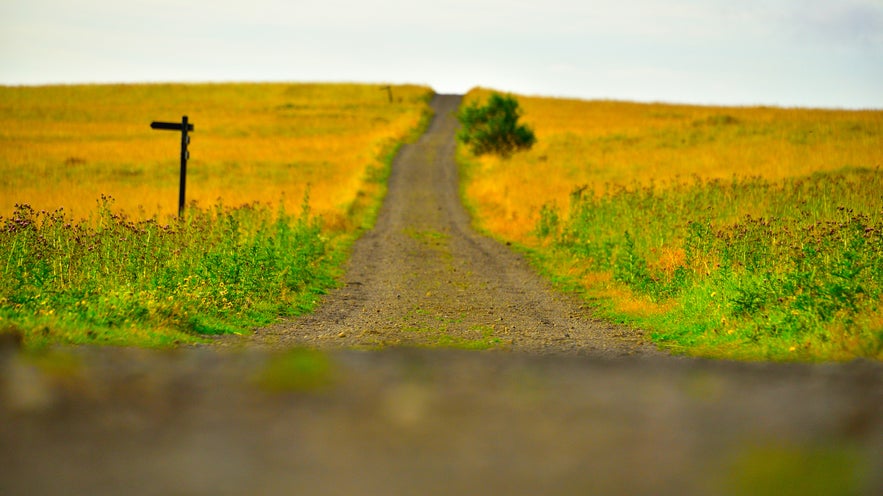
[1,196,336,349]
[461,88,883,241]
[534,169,883,360]
[459,88,883,361]
[0,83,432,228]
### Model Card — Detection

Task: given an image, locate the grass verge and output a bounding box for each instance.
[1,196,336,349]
[529,169,883,361]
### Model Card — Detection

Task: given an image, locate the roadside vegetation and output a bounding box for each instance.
[1,83,433,349]
[459,88,883,361]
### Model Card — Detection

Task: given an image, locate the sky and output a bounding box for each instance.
[1,0,882,108]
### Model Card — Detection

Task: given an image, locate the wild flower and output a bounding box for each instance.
[0,197,337,349]
[533,168,883,360]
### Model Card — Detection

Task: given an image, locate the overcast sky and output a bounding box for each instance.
[1,0,881,108]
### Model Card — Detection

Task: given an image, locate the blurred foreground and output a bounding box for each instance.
[2,343,881,495]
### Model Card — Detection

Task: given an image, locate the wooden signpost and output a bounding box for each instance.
[150,116,193,217]
[380,85,393,103]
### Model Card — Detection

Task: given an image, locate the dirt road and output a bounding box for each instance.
[1,95,881,495]
[248,94,655,356]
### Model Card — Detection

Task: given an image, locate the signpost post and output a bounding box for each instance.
[380,85,393,103]
[150,116,193,217]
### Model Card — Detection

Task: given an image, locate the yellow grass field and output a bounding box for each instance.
[459,88,882,360]
[461,88,883,242]
[0,83,432,227]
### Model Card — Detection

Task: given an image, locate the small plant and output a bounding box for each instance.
[457,93,536,158]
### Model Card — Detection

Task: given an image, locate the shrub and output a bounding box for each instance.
[457,93,536,158]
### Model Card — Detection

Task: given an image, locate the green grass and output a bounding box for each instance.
[0,195,340,350]
[532,167,883,361]
[403,324,504,350]
[721,441,868,496]
[256,348,336,392]
[404,228,450,245]
[398,307,504,350]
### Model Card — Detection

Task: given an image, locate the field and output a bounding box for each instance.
[0,83,433,348]
[0,83,432,227]
[4,82,882,360]
[459,88,883,361]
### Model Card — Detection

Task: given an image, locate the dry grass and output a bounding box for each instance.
[1,83,432,227]
[460,88,883,360]
[461,88,883,242]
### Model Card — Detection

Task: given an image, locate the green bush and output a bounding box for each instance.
[457,93,536,158]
